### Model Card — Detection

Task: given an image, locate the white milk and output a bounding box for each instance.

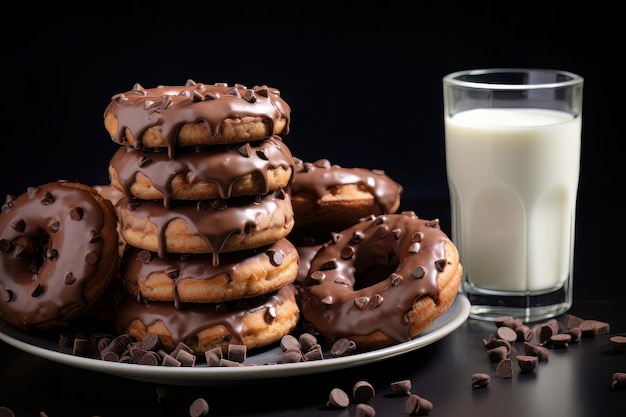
[445,108,581,292]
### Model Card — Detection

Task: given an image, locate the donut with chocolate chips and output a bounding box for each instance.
[103,80,291,157]
[108,135,295,208]
[120,238,299,306]
[0,181,119,331]
[297,212,463,351]
[114,189,295,264]
[288,158,403,244]
[114,284,300,356]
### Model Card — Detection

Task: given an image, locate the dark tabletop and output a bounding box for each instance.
[1,299,624,417]
[1,197,625,417]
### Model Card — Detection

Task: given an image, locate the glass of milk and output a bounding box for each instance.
[443,68,584,322]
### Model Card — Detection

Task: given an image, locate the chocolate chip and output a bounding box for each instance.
[277,349,303,363]
[549,333,572,349]
[352,380,375,403]
[0,239,13,252]
[523,342,549,361]
[390,273,403,286]
[340,246,355,259]
[303,346,324,361]
[487,346,509,363]
[88,230,102,243]
[611,372,626,391]
[390,379,412,396]
[161,354,181,367]
[330,338,356,357]
[355,403,376,417]
[141,334,161,351]
[298,333,317,351]
[609,335,626,353]
[1,289,14,302]
[516,355,539,373]
[138,351,161,366]
[237,143,251,157]
[40,191,54,205]
[11,219,25,232]
[496,326,518,343]
[327,388,350,408]
[45,248,58,260]
[69,207,84,220]
[411,266,426,279]
[219,358,244,367]
[189,398,210,417]
[227,344,247,363]
[101,350,120,362]
[405,394,433,416]
[435,258,447,272]
[496,358,513,378]
[471,373,490,389]
[72,338,91,357]
[280,334,301,351]
[64,272,76,285]
[84,250,99,265]
[175,349,196,367]
[266,249,284,266]
[137,250,152,264]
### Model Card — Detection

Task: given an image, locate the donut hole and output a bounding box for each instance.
[15,229,51,273]
[353,250,400,291]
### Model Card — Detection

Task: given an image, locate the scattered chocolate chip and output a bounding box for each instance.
[280,334,301,351]
[299,333,318,351]
[277,349,303,363]
[189,397,210,417]
[162,354,182,367]
[549,333,572,349]
[141,333,161,351]
[355,403,376,417]
[388,379,412,396]
[405,394,433,416]
[611,372,626,391]
[175,349,196,367]
[516,355,539,373]
[327,388,350,408]
[609,336,626,353]
[352,380,375,403]
[496,358,513,378]
[487,345,509,363]
[471,373,490,389]
[523,342,549,361]
[227,344,247,363]
[138,351,160,366]
[303,346,324,361]
[330,338,357,357]
[496,326,518,343]
[72,337,91,357]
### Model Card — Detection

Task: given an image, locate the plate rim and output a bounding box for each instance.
[0,294,469,386]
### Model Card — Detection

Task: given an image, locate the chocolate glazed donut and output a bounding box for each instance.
[109,135,295,208]
[103,81,291,157]
[0,181,119,331]
[297,212,463,351]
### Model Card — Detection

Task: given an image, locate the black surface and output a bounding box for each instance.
[1,300,624,416]
[2,3,625,416]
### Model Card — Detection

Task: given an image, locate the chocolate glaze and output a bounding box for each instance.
[298,212,450,344]
[115,189,293,264]
[114,284,297,347]
[121,238,297,308]
[109,135,295,208]
[0,182,113,330]
[291,158,403,215]
[104,81,291,157]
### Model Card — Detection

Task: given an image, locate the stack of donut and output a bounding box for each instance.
[104,81,301,356]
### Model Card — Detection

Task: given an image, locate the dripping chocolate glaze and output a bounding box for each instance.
[115,190,293,265]
[104,81,291,157]
[110,136,295,208]
[291,158,403,214]
[299,212,449,344]
[114,284,297,347]
[0,182,108,330]
[121,238,297,308]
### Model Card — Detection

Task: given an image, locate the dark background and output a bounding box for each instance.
[2,4,623,302]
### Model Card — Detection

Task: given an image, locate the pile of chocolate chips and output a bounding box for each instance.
[470,313,626,390]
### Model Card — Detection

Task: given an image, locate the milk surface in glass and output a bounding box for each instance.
[445,108,581,293]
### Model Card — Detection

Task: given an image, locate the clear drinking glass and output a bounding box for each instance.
[443,68,584,322]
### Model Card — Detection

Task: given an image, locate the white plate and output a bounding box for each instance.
[0,294,469,386]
